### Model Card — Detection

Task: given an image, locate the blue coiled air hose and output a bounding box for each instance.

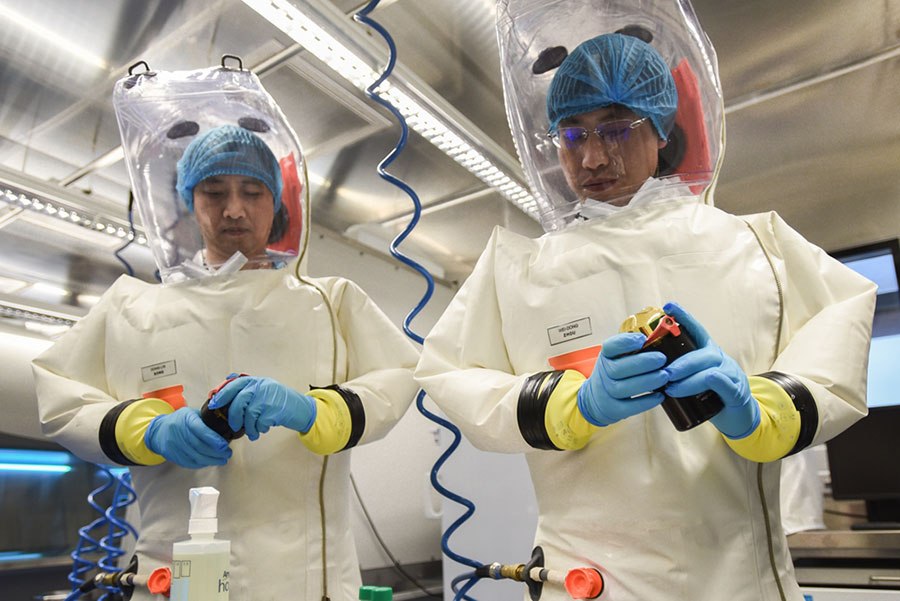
[68,188,141,601]
[97,470,139,597]
[66,466,138,600]
[353,3,483,600]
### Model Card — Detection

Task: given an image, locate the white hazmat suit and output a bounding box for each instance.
[416,194,875,600]
[34,268,419,600]
[32,62,420,601]
[416,1,876,599]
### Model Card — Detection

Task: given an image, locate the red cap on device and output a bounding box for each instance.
[147,567,172,596]
[565,567,604,599]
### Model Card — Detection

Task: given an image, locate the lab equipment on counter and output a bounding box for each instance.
[171,487,231,601]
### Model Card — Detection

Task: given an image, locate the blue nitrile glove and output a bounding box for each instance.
[576,332,669,427]
[207,376,317,440]
[662,302,761,439]
[145,407,232,469]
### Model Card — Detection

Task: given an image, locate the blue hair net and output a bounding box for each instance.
[546,33,677,140]
[176,125,283,212]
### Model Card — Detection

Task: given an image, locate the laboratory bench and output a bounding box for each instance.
[789,529,900,593]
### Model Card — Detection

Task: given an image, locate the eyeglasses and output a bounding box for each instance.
[549,117,648,151]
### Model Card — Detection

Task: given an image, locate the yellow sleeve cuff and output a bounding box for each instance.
[545,370,595,451]
[300,389,352,455]
[115,398,173,465]
[723,376,801,463]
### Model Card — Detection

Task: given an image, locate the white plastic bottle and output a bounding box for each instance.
[170,487,231,601]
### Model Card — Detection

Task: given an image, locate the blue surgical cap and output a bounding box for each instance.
[176,124,283,212]
[546,33,678,140]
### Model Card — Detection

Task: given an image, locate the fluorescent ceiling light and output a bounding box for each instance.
[0,449,72,474]
[0,276,27,294]
[0,463,72,474]
[0,294,82,329]
[30,282,68,299]
[0,449,70,465]
[78,293,101,306]
[241,0,538,218]
[0,552,44,562]
[0,4,109,70]
[1,184,146,247]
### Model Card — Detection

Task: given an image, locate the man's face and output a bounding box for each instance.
[193,174,274,266]
[557,106,666,206]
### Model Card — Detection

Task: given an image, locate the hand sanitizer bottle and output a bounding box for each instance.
[170,487,231,601]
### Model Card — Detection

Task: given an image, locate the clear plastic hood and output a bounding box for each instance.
[113,62,308,283]
[496,0,724,231]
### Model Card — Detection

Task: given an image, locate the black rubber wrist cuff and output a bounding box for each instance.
[757,371,818,456]
[99,399,142,466]
[517,371,565,451]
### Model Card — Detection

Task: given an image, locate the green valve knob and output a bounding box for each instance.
[359,585,393,600]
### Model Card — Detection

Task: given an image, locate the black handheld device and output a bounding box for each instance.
[199,376,246,441]
[621,307,723,431]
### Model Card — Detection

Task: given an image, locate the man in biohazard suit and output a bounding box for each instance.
[33,66,419,600]
[416,2,876,599]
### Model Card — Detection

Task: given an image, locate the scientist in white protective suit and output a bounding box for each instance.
[32,63,419,600]
[415,1,876,600]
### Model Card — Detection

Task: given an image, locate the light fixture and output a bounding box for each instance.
[30,282,69,299]
[0,463,71,474]
[77,293,102,307]
[0,552,44,562]
[0,449,72,474]
[0,4,109,71]
[0,276,27,294]
[0,294,82,329]
[0,165,146,247]
[241,0,539,219]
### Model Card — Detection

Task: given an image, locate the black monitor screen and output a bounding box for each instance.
[826,405,900,525]
[827,241,900,526]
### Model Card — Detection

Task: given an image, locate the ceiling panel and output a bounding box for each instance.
[694,0,897,101]
[261,58,390,157]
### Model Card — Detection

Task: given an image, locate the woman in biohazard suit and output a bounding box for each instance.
[416,2,876,600]
[32,64,419,600]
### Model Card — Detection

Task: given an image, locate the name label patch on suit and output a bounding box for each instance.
[142,360,177,381]
[547,317,592,346]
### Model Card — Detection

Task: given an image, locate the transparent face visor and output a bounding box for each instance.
[496,0,724,232]
[112,65,308,283]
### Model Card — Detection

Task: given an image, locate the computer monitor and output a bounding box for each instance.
[825,405,900,527]
[824,240,900,528]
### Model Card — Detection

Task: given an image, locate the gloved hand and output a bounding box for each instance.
[145,407,232,469]
[207,376,317,440]
[576,332,669,427]
[662,302,760,438]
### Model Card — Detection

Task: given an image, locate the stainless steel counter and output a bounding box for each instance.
[789,530,900,560]
[789,530,900,589]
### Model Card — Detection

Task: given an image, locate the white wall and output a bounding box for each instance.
[306,232,456,570]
